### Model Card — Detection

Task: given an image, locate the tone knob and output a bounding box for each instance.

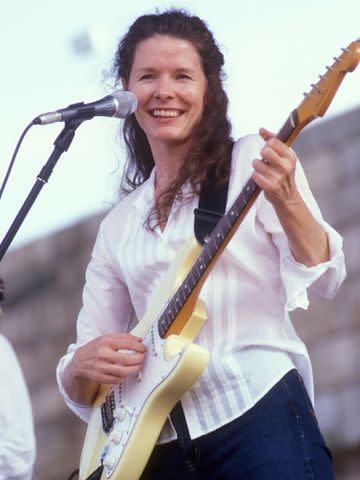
[110,431,122,445]
[114,406,126,421]
[104,454,116,469]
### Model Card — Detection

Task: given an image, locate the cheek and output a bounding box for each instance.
[134,111,146,129]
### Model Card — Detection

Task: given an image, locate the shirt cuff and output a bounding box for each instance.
[56,352,91,423]
[280,222,346,311]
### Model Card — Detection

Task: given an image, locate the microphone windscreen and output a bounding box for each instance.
[111,90,137,117]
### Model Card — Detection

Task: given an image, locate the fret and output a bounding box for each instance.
[210,240,218,257]
[179,286,187,304]
[277,111,298,144]
[189,267,198,287]
[225,215,232,230]
[202,245,212,264]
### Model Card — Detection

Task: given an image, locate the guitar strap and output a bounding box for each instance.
[169,143,233,456]
[193,146,232,244]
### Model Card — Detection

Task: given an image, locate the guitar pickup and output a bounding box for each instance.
[101,390,115,433]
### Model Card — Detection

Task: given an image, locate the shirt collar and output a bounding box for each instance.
[132,168,156,216]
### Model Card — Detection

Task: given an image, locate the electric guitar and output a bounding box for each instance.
[79,39,360,480]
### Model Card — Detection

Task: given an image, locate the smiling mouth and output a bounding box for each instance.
[150,109,184,118]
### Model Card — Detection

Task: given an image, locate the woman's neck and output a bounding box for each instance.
[151,142,189,198]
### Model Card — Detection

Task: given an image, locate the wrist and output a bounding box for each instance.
[270,190,303,216]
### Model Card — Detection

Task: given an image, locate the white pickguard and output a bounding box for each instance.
[101,325,182,477]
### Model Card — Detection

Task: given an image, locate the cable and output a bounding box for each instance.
[0,120,35,200]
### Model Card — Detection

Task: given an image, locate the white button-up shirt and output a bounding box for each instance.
[0,335,35,480]
[57,134,346,442]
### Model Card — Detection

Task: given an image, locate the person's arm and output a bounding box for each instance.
[252,127,329,267]
[57,216,147,412]
[62,333,147,405]
[0,336,36,480]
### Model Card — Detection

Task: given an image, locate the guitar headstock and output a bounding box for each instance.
[297,39,360,126]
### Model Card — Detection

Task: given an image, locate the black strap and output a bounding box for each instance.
[194,145,232,244]
[67,464,103,480]
[84,465,104,480]
[169,401,193,456]
[169,145,233,453]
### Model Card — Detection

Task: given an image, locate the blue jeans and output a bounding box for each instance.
[140,369,334,479]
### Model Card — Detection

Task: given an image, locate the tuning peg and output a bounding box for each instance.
[333,56,340,63]
[311,83,321,93]
[326,65,334,71]
[341,47,349,53]
[303,92,310,97]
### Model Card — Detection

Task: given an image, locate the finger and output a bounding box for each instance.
[115,351,146,367]
[100,344,146,366]
[253,158,270,173]
[107,333,148,353]
[252,170,273,192]
[260,145,281,166]
[252,157,282,178]
[262,137,297,165]
[259,127,276,142]
[103,363,143,383]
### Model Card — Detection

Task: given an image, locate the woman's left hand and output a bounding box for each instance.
[252,127,301,209]
[252,127,329,266]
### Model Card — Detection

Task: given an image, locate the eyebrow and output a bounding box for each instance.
[133,66,197,76]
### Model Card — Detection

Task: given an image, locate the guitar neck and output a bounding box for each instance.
[157,38,360,338]
[157,109,301,338]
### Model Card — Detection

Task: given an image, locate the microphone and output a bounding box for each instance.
[33,90,137,125]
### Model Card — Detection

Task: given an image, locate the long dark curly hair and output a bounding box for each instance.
[112,9,233,227]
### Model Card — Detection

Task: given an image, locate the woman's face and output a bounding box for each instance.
[127,34,207,153]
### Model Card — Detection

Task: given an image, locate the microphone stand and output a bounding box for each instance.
[0,118,85,263]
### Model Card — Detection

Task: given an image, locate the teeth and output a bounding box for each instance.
[152,109,181,118]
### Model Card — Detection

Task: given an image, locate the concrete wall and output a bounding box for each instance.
[0,105,359,479]
[292,106,360,479]
[0,215,103,479]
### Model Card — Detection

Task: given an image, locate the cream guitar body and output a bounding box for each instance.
[79,239,209,480]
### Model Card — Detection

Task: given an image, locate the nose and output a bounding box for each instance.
[154,75,173,100]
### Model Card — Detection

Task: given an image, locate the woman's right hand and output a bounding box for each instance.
[71,333,148,385]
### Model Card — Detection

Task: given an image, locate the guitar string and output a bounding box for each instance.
[158,176,258,336]
[103,177,259,416]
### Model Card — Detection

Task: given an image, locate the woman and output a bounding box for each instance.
[57,9,345,479]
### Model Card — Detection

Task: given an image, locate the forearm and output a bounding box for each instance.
[273,192,330,267]
[62,357,99,406]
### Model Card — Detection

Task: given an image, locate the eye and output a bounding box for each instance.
[176,73,192,80]
[139,73,155,81]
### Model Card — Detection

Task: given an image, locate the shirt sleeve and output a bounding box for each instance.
[0,336,36,480]
[256,157,346,311]
[56,217,135,422]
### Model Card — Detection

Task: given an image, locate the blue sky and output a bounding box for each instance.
[1,0,359,249]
